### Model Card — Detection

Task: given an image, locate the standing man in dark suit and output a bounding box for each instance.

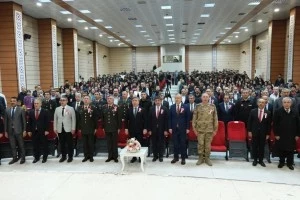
[273,97,300,170]
[160,93,170,110]
[102,95,122,163]
[0,102,4,165]
[262,95,273,117]
[247,98,272,167]
[28,98,50,163]
[148,96,168,162]
[42,91,57,120]
[169,94,190,165]
[124,97,147,163]
[4,97,27,164]
[118,91,131,122]
[78,96,98,162]
[218,95,235,125]
[187,94,196,120]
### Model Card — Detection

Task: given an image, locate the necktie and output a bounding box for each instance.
[11,107,15,119]
[35,109,39,119]
[62,107,65,116]
[259,109,263,122]
[156,107,159,118]
[225,103,228,112]
[177,104,180,114]
[76,102,79,110]
[134,107,137,117]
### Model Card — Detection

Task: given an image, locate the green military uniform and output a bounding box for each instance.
[101,104,122,160]
[41,99,57,120]
[78,104,98,159]
[118,98,131,121]
[192,103,218,166]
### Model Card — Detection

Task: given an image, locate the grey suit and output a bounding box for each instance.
[4,106,26,159]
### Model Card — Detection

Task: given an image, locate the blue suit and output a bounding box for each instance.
[218,102,235,124]
[168,104,190,159]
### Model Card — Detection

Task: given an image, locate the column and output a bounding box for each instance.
[62,28,78,84]
[0,2,25,99]
[93,41,98,78]
[157,46,161,67]
[185,45,189,72]
[250,36,256,79]
[38,19,58,89]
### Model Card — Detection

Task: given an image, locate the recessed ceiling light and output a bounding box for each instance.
[77,20,86,23]
[114,40,120,42]
[235,35,239,38]
[67,18,72,22]
[135,25,143,27]
[140,30,146,33]
[144,35,150,37]
[170,41,175,43]
[258,19,262,23]
[248,2,260,6]
[228,40,231,43]
[147,39,152,40]
[196,28,203,31]
[60,11,71,14]
[245,29,249,32]
[110,40,113,42]
[164,16,173,19]
[120,36,126,38]
[204,3,215,8]
[107,36,113,39]
[126,39,131,42]
[161,6,171,9]
[38,0,51,2]
[194,33,200,35]
[168,34,175,36]
[105,26,112,29]
[84,27,88,30]
[240,27,247,29]
[94,19,103,22]
[166,24,173,26]
[274,8,280,12]
[99,34,103,37]
[220,32,225,35]
[225,27,231,30]
[169,38,175,40]
[36,2,42,6]
[200,14,210,17]
[80,10,91,14]
[90,27,98,29]
[233,32,240,34]
[167,30,174,32]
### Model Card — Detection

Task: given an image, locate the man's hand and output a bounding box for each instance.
[266,135,269,140]
[275,136,280,140]
[0,133,3,138]
[148,131,152,136]
[117,129,120,134]
[186,129,190,134]
[169,129,172,134]
[164,131,168,136]
[28,132,32,137]
[213,131,217,136]
[295,136,299,141]
[71,130,75,135]
[94,129,97,135]
[45,131,49,136]
[23,131,27,137]
[5,132,8,138]
[103,129,105,134]
[125,129,129,135]
[248,132,252,138]
[143,129,147,135]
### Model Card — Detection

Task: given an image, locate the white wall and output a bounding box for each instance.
[23,15,40,91]
[136,47,158,72]
[57,27,64,87]
[216,44,240,71]
[78,36,94,80]
[255,31,269,79]
[160,44,185,72]
[188,45,212,72]
[284,19,290,80]
[109,47,132,74]
[97,43,110,75]
[239,39,251,75]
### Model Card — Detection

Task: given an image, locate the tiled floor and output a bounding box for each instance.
[0,153,300,200]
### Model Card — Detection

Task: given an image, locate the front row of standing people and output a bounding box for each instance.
[1,94,299,169]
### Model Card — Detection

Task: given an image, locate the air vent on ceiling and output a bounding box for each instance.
[181,38,186,39]
[128,17,137,20]
[182,23,188,25]
[197,22,205,25]
[231,21,237,23]
[182,30,187,32]
[250,20,256,22]
[137,1,146,4]
[238,13,246,15]
[120,8,131,12]
[151,24,157,26]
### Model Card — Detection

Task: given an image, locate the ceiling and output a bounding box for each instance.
[1,0,300,47]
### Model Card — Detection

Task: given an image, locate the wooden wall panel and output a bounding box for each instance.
[62,29,76,84]
[293,7,300,83]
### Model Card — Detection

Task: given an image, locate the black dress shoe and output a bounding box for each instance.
[287,165,294,170]
[105,158,113,162]
[20,159,25,164]
[56,154,61,158]
[252,161,258,166]
[82,157,89,162]
[9,158,18,165]
[259,161,266,167]
[89,157,94,162]
[181,159,186,165]
[32,159,39,163]
[278,163,285,168]
[67,158,73,163]
[159,158,163,162]
[152,157,157,162]
[114,159,118,163]
[42,159,47,163]
[171,158,179,164]
[59,157,66,163]
[130,157,137,163]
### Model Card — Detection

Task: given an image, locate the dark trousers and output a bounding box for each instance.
[151,129,164,158]
[58,128,73,158]
[251,134,266,162]
[173,128,187,159]
[32,131,48,160]
[8,131,25,159]
[279,150,294,166]
[83,133,94,158]
[106,131,118,159]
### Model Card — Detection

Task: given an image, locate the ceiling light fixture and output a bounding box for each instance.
[99,34,103,37]
[204,3,215,8]
[60,11,71,14]
[274,8,280,12]
[84,27,88,30]
[168,34,175,36]
[200,14,210,17]
[166,24,173,26]
[90,27,98,29]
[161,6,171,9]
[135,25,143,27]
[140,30,146,33]
[248,2,260,6]
[36,2,42,6]
[235,35,239,38]
[245,29,249,32]
[225,27,231,30]
[258,19,262,23]
[94,19,103,22]
[164,16,173,19]
[67,18,72,22]
[80,10,91,13]
[78,20,86,23]
[167,30,174,32]
[105,26,112,29]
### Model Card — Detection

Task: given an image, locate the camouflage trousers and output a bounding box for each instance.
[197,132,213,157]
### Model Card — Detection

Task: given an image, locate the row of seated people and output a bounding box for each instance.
[1,118,300,164]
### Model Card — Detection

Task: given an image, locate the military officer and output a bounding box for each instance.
[42,91,57,120]
[118,91,131,121]
[192,93,218,166]
[78,96,98,162]
[92,92,106,119]
[102,95,122,162]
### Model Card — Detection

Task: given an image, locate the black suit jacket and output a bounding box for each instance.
[28,108,50,133]
[125,107,147,136]
[218,102,235,123]
[77,105,98,134]
[247,108,271,136]
[148,106,168,134]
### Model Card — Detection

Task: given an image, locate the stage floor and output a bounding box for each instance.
[0,153,299,200]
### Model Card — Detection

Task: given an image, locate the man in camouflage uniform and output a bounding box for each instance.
[192,93,218,166]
